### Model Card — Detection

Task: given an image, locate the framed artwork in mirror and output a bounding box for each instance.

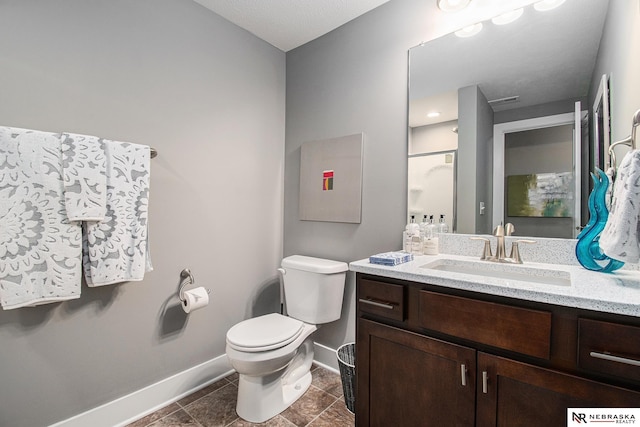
[506,172,574,218]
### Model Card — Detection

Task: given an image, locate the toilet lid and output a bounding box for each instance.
[227,313,304,352]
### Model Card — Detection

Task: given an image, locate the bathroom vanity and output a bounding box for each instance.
[350,248,640,426]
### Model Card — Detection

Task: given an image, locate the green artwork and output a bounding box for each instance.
[506,172,573,217]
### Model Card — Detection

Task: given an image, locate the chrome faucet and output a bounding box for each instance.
[493,224,507,261]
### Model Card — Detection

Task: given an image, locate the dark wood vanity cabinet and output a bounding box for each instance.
[477,353,640,426]
[357,318,476,426]
[355,274,640,427]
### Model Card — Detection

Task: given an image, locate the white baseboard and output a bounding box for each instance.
[313,342,340,372]
[49,355,233,427]
[50,346,343,427]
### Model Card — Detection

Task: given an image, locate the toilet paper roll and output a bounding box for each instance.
[182,286,209,313]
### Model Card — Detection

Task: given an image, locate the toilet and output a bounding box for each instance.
[225,255,348,423]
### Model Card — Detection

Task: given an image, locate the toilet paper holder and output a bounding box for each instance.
[178,268,211,302]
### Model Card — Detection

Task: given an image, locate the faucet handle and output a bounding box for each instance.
[470,237,493,260]
[509,239,536,264]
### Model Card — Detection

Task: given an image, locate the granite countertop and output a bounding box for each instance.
[350,253,640,317]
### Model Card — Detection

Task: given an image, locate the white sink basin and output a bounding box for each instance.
[421,258,572,286]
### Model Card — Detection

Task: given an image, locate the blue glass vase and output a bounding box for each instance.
[575,168,624,272]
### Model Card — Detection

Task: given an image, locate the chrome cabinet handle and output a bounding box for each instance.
[358,298,395,310]
[590,351,640,367]
[482,371,488,394]
[461,364,467,386]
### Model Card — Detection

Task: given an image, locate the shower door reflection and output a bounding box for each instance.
[407,150,456,231]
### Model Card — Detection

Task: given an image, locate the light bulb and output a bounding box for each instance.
[437,0,472,13]
[455,22,483,38]
[533,0,566,12]
[491,8,524,25]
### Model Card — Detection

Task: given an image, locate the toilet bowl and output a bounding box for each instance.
[225,255,348,423]
[226,313,318,422]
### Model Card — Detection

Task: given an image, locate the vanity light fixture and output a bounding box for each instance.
[455,22,483,38]
[437,0,472,13]
[533,0,566,12]
[491,8,524,25]
[427,112,441,118]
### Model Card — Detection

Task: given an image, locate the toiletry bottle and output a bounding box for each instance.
[438,214,449,233]
[427,215,436,238]
[423,215,439,255]
[411,234,423,255]
[404,215,419,252]
[419,215,429,240]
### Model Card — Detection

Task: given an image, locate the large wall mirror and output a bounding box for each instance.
[408,0,639,239]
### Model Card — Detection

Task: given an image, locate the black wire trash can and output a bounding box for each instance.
[336,342,356,414]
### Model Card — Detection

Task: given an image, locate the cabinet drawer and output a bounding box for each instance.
[358,279,404,321]
[418,291,552,359]
[578,318,640,382]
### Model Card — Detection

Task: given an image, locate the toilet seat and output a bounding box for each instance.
[227,313,304,352]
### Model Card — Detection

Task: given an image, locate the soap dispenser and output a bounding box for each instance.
[437,214,449,233]
[404,215,420,252]
[423,215,439,255]
[419,215,429,239]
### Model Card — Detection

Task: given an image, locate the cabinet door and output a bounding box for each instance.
[357,318,476,427]
[477,352,640,427]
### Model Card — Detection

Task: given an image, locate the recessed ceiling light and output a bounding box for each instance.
[427,112,441,118]
[455,22,483,38]
[437,0,472,13]
[491,8,524,25]
[533,0,566,12]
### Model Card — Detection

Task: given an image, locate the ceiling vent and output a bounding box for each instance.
[488,95,520,105]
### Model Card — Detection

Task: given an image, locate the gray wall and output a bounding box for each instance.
[590,0,640,156]
[410,120,458,155]
[475,88,495,235]
[457,85,493,234]
[284,0,444,350]
[494,98,587,124]
[0,1,285,426]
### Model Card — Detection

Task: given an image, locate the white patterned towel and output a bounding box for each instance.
[605,166,615,210]
[600,150,640,263]
[83,140,152,286]
[0,127,82,309]
[60,132,107,221]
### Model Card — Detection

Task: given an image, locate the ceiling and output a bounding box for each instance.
[191,0,553,53]
[189,0,606,128]
[409,0,609,128]
[192,0,391,52]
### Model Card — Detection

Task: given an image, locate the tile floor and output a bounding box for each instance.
[126,365,355,427]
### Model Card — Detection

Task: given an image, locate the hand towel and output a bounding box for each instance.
[605,166,615,210]
[369,252,414,266]
[0,126,82,309]
[83,140,151,286]
[60,132,107,221]
[600,150,640,263]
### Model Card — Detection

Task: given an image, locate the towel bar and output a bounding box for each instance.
[608,109,640,172]
[150,147,158,158]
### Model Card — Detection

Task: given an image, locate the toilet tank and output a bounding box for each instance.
[281,255,348,324]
